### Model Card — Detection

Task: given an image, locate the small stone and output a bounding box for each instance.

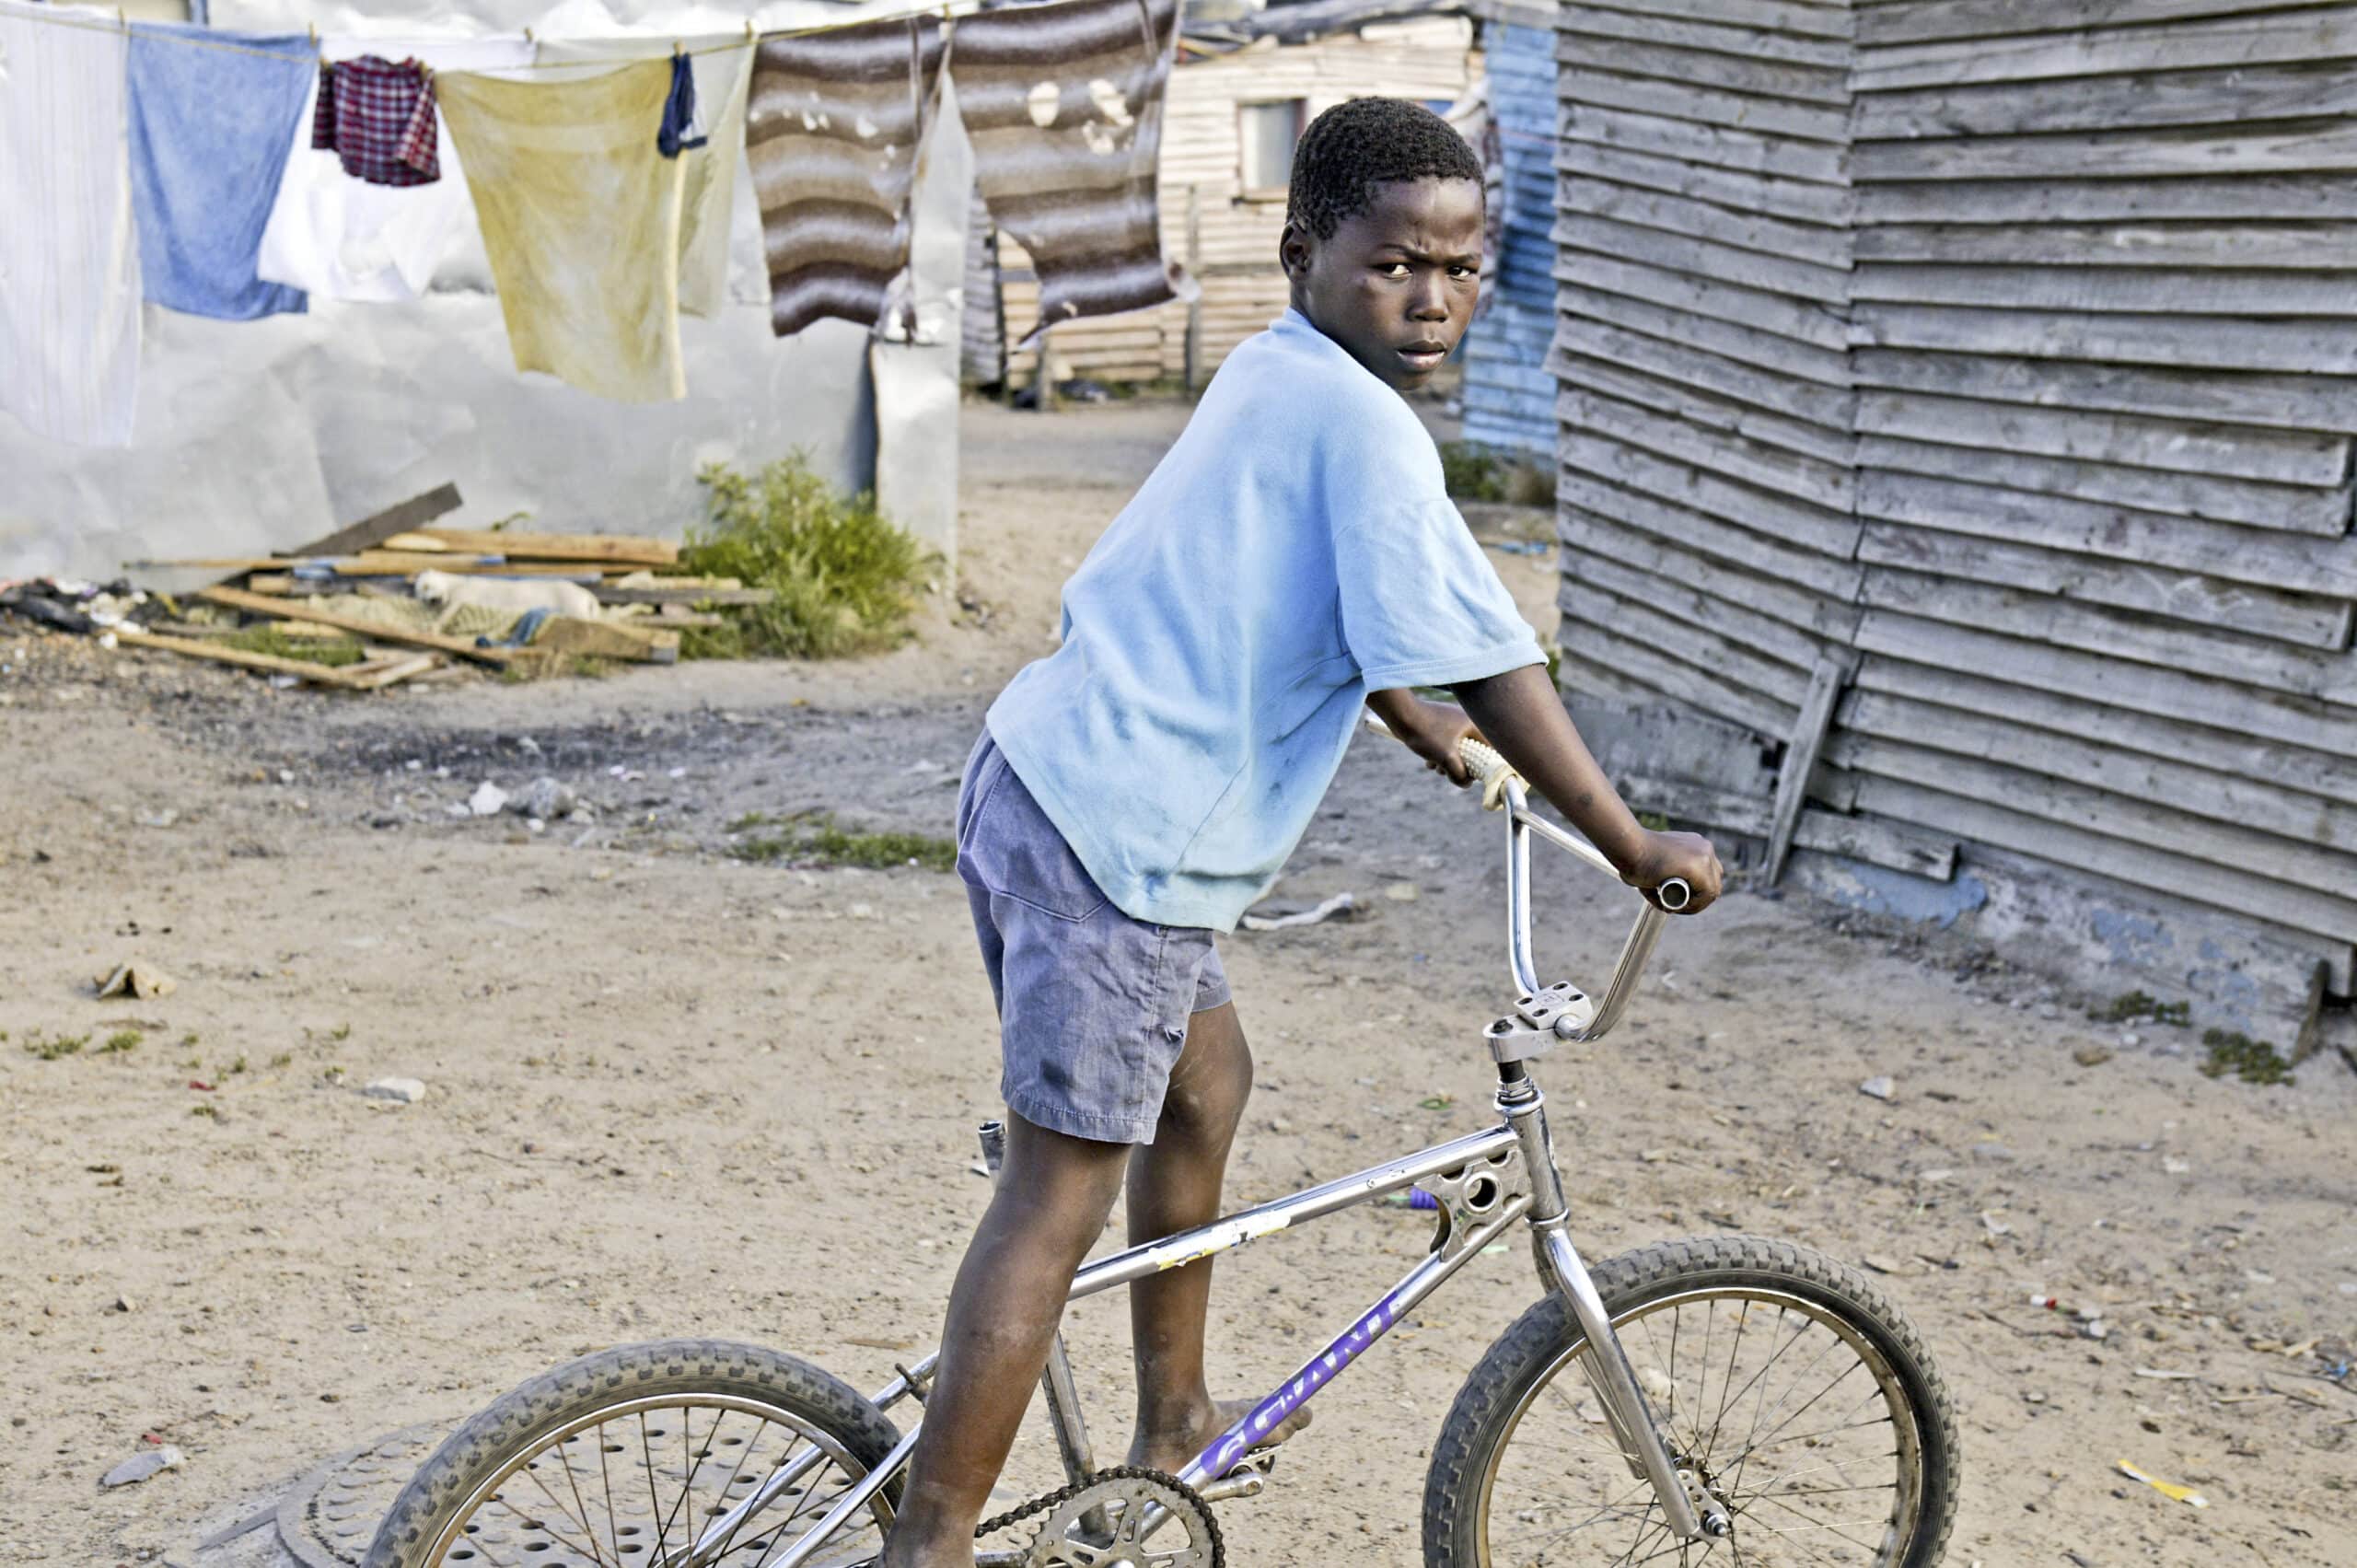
[2073,1044,2114,1068]
[361,1077,426,1104]
[1383,882,1421,902]
[1970,1142,2014,1162]
[111,1294,134,1313]
[1858,1075,1896,1101]
[2036,1004,2059,1021]
[100,1446,182,1488]
[2162,1156,2190,1176]
[1639,1148,1668,1163]
[2120,1031,2142,1048]
[1861,1255,1907,1274]
[468,782,509,817]
[514,776,575,819]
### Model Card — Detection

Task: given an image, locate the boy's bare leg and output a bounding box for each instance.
[878,1114,1131,1568]
[1122,1002,1306,1470]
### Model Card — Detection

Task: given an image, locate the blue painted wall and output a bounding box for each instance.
[1461,21,1556,459]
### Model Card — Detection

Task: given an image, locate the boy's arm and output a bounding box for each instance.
[1371,668,1724,912]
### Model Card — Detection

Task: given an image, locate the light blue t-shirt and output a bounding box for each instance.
[987,309,1545,933]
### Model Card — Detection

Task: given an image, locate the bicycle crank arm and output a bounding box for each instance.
[1536,1225,1728,1541]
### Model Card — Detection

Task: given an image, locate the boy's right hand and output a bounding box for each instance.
[1624,829,1724,914]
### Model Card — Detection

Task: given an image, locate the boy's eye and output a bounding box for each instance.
[1378,262,1411,277]
[1450,265,1478,280]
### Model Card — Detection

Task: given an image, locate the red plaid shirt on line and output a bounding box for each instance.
[312,56,439,186]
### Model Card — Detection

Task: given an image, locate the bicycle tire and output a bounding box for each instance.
[363,1338,904,1568]
[1423,1235,1959,1567]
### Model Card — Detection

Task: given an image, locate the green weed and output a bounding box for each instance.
[23,1030,88,1061]
[2092,991,2190,1027]
[677,457,932,659]
[98,1029,141,1055]
[2200,1029,2294,1086]
[190,1103,222,1121]
[268,1052,293,1070]
[1439,441,1506,504]
[730,811,955,872]
[223,627,366,668]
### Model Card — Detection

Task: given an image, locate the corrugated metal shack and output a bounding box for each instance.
[968,0,1479,389]
[1458,1,1559,458]
[1550,0,2357,1054]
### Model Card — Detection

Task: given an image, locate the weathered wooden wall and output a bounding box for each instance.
[993,15,1478,386]
[1460,6,1561,457]
[1552,0,2357,1049]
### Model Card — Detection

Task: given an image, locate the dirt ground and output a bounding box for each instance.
[5,400,2353,1568]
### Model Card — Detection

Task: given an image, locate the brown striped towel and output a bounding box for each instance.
[749,15,947,339]
[951,0,1192,348]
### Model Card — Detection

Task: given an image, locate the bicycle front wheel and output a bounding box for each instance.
[363,1339,904,1568]
[1424,1236,1958,1567]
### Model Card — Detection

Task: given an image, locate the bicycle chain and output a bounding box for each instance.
[973,1464,1225,1568]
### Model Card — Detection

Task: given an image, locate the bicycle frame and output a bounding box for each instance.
[688,769,1722,1568]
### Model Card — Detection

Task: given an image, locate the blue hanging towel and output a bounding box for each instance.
[657,52,706,158]
[125,22,315,319]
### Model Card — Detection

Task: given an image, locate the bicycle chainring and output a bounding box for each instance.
[1007,1467,1222,1568]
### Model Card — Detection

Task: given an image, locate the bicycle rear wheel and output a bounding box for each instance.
[1423,1236,1958,1567]
[364,1339,903,1568]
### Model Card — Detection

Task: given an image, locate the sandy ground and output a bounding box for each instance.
[4,400,2353,1568]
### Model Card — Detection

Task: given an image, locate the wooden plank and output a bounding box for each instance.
[531,616,680,665]
[1559,34,1852,104]
[1854,653,2357,809]
[1857,173,2357,225]
[193,586,520,668]
[1561,4,1852,64]
[1555,140,1853,226]
[1558,177,1851,270]
[1612,772,1773,835]
[1562,386,1856,514]
[1562,581,1816,704]
[1768,656,1849,883]
[1562,430,1864,556]
[1856,219,2357,272]
[1851,346,2357,432]
[1558,66,1853,145]
[1573,0,1854,41]
[1554,618,1795,737]
[1556,482,1867,601]
[1842,686,2357,854]
[1852,610,2357,760]
[343,652,444,691]
[1857,521,2354,649]
[1853,389,2351,488]
[395,528,679,566]
[1554,645,1688,710]
[1791,804,1958,880]
[1854,123,2357,182]
[1560,101,1850,185]
[1856,12,2357,92]
[1859,61,2357,140]
[1829,734,2357,923]
[1550,322,1857,433]
[1855,460,2357,579]
[1555,254,1851,353]
[136,552,620,578]
[1851,262,2357,317]
[1850,302,2357,375]
[1566,510,1864,641]
[1560,547,1842,671]
[110,628,381,690]
[1556,351,1852,464]
[1857,0,2337,47]
[1559,284,1854,386]
[1857,564,2357,707]
[283,482,462,563]
[1555,214,1852,299]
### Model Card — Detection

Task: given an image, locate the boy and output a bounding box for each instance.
[879,98,1723,1567]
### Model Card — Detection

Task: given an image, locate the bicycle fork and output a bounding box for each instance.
[1502,1077,1730,1542]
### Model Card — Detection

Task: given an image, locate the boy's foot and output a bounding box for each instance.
[1126,1397,1314,1475]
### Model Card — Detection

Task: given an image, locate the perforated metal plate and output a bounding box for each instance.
[275,1424,444,1568]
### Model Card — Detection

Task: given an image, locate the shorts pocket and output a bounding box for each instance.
[958,754,1110,923]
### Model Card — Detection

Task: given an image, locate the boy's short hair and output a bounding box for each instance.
[1287,96,1484,241]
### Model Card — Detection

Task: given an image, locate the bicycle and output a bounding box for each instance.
[364,737,1959,1568]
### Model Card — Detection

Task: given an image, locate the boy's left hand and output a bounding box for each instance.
[1376,693,1484,786]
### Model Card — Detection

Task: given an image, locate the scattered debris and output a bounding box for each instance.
[468,782,510,818]
[1859,1074,1895,1101]
[1241,891,1358,931]
[2072,1043,2114,1067]
[2116,1458,2209,1508]
[99,1446,183,1489]
[93,961,177,1001]
[515,777,577,819]
[2200,1028,2294,1086]
[1383,882,1421,903]
[361,1078,427,1104]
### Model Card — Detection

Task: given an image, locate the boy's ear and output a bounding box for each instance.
[1279,218,1312,282]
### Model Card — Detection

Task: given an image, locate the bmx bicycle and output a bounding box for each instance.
[365,738,1958,1567]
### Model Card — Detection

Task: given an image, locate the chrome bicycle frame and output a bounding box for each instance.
[684,772,1721,1568]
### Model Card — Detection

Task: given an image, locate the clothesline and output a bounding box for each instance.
[6,1,990,67]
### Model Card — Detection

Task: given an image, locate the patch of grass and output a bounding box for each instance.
[190,1102,222,1121]
[98,1029,141,1055]
[23,1030,88,1061]
[2200,1028,2294,1086]
[729,811,956,872]
[223,627,366,668]
[676,457,933,659]
[1504,459,1556,508]
[331,1023,351,1042]
[268,1052,293,1070]
[2092,991,2190,1027]
[1439,440,1506,504]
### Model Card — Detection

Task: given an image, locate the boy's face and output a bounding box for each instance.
[1283,175,1483,392]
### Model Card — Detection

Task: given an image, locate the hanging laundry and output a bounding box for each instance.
[658,52,705,157]
[436,60,688,403]
[747,14,947,339]
[125,22,313,321]
[257,36,533,303]
[0,0,140,446]
[951,0,1191,347]
[312,55,440,187]
[535,35,753,319]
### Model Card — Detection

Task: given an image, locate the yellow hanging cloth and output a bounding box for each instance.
[436,59,687,402]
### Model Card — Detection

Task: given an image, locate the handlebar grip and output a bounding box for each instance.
[1459,737,1506,777]
[1657,877,1691,912]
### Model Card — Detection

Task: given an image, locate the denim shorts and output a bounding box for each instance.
[957,730,1230,1145]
